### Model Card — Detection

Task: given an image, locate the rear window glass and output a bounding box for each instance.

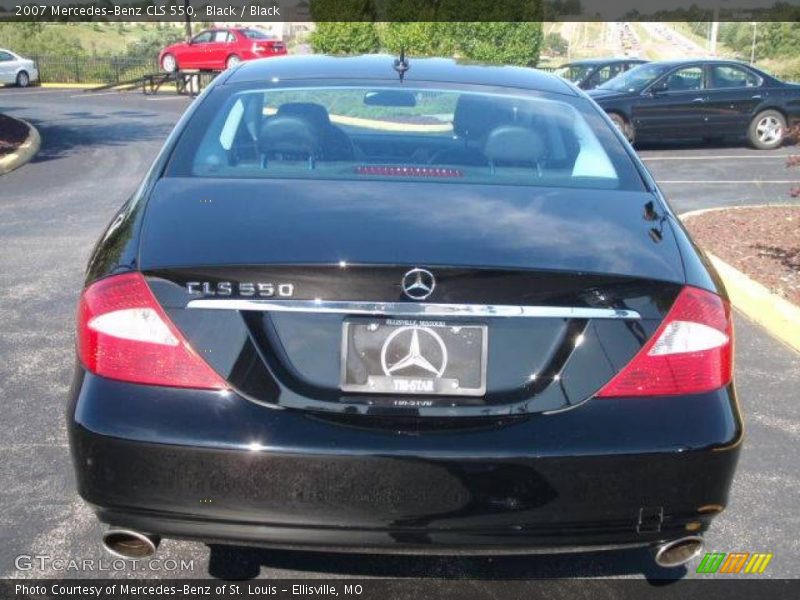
[169,85,644,190]
[242,29,274,40]
[554,64,595,83]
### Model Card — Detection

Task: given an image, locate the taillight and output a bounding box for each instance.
[596,286,733,398]
[77,273,227,390]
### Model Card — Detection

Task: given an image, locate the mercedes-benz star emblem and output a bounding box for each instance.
[401,268,435,300]
[381,326,448,378]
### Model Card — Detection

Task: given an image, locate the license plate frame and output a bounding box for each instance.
[340,319,488,397]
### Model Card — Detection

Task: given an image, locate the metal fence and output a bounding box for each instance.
[30,55,159,85]
[28,54,558,86]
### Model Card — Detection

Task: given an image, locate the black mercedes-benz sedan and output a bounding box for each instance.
[69,55,741,569]
[588,59,800,149]
[554,58,648,90]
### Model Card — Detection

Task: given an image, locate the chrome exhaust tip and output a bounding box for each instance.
[101,529,160,559]
[653,536,705,568]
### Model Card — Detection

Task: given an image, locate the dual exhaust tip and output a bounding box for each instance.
[101,529,160,559]
[101,529,703,569]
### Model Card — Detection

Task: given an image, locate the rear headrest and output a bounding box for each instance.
[452,95,515,141]
[483,126,547,165]
[276,103,331,132]
[259,116,319,157]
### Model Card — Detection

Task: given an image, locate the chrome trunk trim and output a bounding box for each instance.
[186,299,640,320]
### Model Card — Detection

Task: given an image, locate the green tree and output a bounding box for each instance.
[378,22,455,56]
[455,22,543,66]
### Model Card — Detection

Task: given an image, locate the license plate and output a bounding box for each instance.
[340,319,487,397]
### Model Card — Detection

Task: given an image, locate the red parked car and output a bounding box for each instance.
[159,28,287,73]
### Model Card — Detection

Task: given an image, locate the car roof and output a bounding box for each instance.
[644,58,753,67]
[225,54,578,96]
[563,58,646,66]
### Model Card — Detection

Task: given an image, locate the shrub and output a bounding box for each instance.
[544,31,569,56]
[310,22,381,54]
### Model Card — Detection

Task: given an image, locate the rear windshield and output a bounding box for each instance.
[554,64,595,83]
[168,85,644,190]
[241,29,274,40]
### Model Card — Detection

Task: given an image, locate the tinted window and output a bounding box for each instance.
[709,65,761,89]
[663,67,703,91]
[168,85,644,191]
[554,64,595,84]
[598,63,670,93]
[242,29,274,40]
[0,51,14,62]
[213,31,232,43]
[192,31,213,44]
[592,64,623,85]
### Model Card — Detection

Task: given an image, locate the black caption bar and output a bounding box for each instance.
[1,0,799,22]
[5,579,800,600]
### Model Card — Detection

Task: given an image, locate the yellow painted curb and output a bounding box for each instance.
[0,118,41,175]
[707,253,800,353]
[40,82,98,89]
[329,113,451,133]
[262,106,451,133]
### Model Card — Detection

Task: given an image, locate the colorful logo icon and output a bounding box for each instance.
[696,552,773,574]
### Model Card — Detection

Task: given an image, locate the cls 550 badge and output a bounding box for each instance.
[186,282,294,297]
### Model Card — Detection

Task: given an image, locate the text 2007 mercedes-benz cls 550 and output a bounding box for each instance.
[68,55,741,568]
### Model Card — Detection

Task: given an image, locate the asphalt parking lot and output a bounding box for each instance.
[1,87,799,582]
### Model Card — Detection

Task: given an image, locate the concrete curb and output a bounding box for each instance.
[40,83,98,89]
[680,208,800,354]
[0,117,40,176]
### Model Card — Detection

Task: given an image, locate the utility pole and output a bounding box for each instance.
[709,10,719,56]
[184,0,193,43]
[750,22,758,64]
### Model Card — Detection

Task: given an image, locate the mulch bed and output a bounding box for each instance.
[0,113,30,157]
[685,205,800,306]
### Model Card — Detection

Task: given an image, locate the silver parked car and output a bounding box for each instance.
[0,49,39,87]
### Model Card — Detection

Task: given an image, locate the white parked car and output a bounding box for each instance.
[0,49,39,87]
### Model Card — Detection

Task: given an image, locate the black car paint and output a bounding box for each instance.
[71,370,740,550]
[588,60,800,141]
[70,56,742,555]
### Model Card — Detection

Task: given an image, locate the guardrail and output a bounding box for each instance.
[29,55,158,85]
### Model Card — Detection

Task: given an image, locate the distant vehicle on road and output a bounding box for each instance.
[0,48,38,88]
[554,58,648,90]
[589,59,800,149]
[159,28,287,73]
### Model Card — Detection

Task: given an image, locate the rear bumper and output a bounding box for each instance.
[68,370,743,553]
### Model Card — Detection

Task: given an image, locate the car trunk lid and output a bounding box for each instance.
[141,178,684,416]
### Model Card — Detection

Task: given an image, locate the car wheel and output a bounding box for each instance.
[609,112,635,144]
[748,110,786,150]
[16,70,30,88]
[226,55,241,70]
[161,54,178,73]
